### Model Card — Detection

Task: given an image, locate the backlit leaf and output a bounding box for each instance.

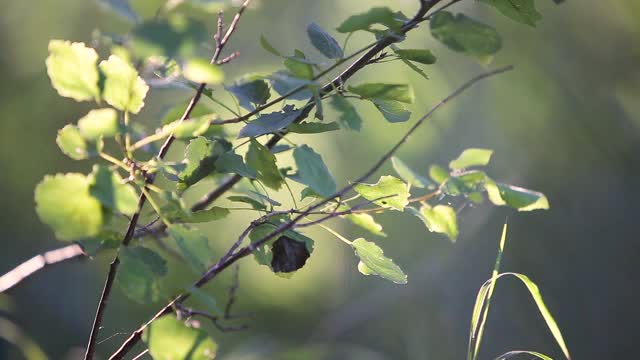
[89,165,139,216]
[35,173,104,241]
[449,148,494,169]
[410,204,459,241]
[183,58,224,84]
[287,122,340,134]
[353,175,410,211]
[393,49,437,64]
[99,55,149,113]
[391,157,432,188]
[77,108,119,141]
[143,315,218,360]
[46,40,100,102]
[56,125,93,160]
[352,238,407,284]
[485,180,549,211]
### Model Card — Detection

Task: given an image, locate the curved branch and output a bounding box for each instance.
[0,244,85,293]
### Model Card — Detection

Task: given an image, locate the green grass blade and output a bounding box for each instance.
[468,222,508,360]
[495,350,553,360]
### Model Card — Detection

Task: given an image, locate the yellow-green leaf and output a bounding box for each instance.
[77,108,119,141]
[449,148,494,169]
[35,173,104,241]
[45,40,100,101]
[352,238,407,284]
[353,175,410,211]
[143,315,218,360]
[183,58,224,84]
[99,55,149,114]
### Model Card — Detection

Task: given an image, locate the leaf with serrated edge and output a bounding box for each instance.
[449,148,493,169]
[99,55,149,113]
[46,40,100,101]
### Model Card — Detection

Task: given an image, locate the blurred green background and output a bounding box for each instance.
[1,0,639,359]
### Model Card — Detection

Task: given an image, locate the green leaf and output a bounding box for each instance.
[169,206,230,223]
[393,49,437,64]
[307,22,343,59]
[391,157,432,188]
[117,246,167,304]
[130,18,208,59]
[269,70,314,101]
[162,114,213,139]
[352,238,407,284]
[349,83,414,104]
[183,58,224,84]
[330,96,362,131]
[410,204,458,241]
[168,224,213,273]
[56,125,94,160]
[353,175,410,211]
[99,55,149,114]
[227,195,267,210]
[215,152,257,179]
[246,139,283,190]
[300,187,321,201]
[337,7,403,33]
[429,165,450,184]
[291,145,337,198]
[45,40,100,102]
[479,0,542,27]
[345,212,386,237]
[77,108,119,141]
[372,100,412,123]
[287,122,340,134]
[227,77,270,111]
[449,148,494,169]
[238,105,301,138]
[35,173,104,241]
[88,165,139,216]
[430,12,502,63]
[485,180,549,211]
[179,137,231,190]
[249,223,314,274]
[77,231,121,257]
[260,34,282,56]
[143,315,218,360]
[284,50,314,80]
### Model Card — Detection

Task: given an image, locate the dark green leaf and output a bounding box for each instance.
[214,152,257,178]
[337,7,403,33]
[99,55,149,114]
[77,231,120,257]
[449,148,494,169]
[479,0,542,26]
[353,175,410,211]
[88,165,138,216]
[143,315,218,360]
[227,195,267,210]
[226,77,270,111]
[352,238,407,284]
[330,96,362,131]
[168,224,213,273]
[373,100,411,123]
[288,122,340,134]
[238,104,301,138]
[291,145,337,198]
[349,83,414,104]
[35,173,104,241]
[46,40,100,102]
[162,114,213,139]
[430,12,502,63]
[246,139,283,190]
[178,137,231,190]
[269,70,314,101]
[307,22,343,59]
[117,246,167,303]
[169,206,230,223]
[394,49,437,64]
[300,187,321,200]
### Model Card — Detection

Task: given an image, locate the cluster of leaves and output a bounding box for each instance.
[31,0,556,358]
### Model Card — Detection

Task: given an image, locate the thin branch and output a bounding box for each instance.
[107,64,513,360]
[82,2,253,359]
[0,244,85,293]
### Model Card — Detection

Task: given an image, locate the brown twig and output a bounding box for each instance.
[107,63,513,360]
[82,2,253,359]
